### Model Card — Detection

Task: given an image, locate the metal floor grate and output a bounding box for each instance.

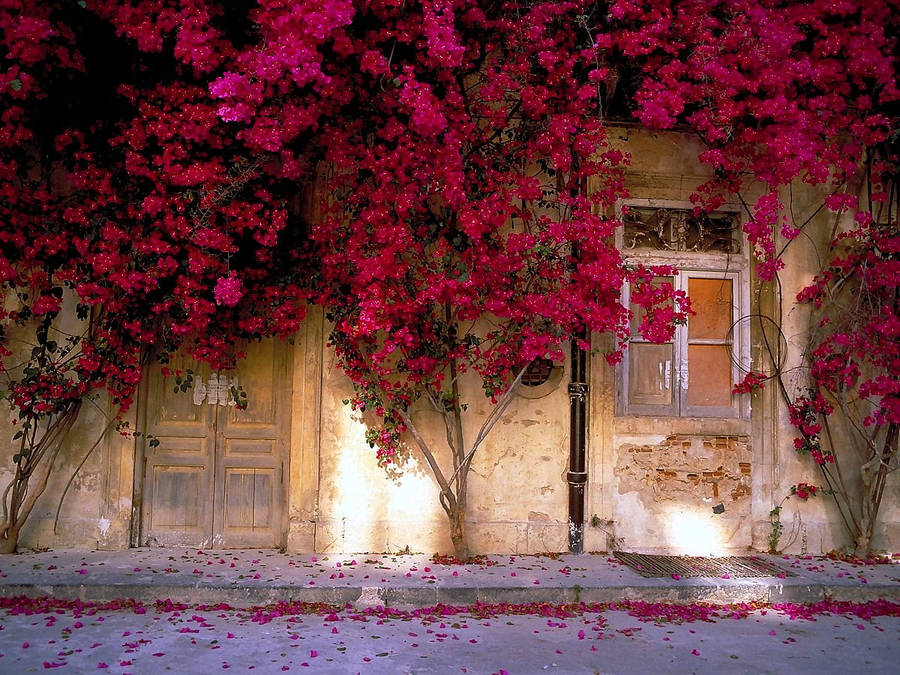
[614,551,793,578]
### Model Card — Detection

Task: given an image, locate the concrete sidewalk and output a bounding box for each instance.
[0,548,897,608]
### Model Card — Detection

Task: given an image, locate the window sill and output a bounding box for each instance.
[613,415,750,437]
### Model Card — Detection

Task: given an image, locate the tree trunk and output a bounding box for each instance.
[0,532,18,554]
[853,422,897,559]
[853,533,871,559]
[0,477,25,554]
[448,501,469,560]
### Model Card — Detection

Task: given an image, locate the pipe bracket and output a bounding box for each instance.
[567,470,588,485]
[567,382,588,401]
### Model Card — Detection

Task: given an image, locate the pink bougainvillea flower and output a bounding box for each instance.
[214,272,243,307]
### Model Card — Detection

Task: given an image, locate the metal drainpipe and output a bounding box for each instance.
[567,330,588,553]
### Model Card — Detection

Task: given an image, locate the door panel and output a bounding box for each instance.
[214,340,288,548]
[147,465,209,536]
[142,356,214,547]
[222,469,274,527]
[224,339,280,430]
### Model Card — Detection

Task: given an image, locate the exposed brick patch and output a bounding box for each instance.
[615,434,751,503]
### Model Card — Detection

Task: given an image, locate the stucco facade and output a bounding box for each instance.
[3,129,897,556]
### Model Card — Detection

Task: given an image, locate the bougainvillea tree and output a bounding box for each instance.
[208,0,695,557]
[206,0,899,556]
[1,0,690,557]
[0,0,897,556]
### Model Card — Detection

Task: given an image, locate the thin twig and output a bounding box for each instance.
[54,413,118,534]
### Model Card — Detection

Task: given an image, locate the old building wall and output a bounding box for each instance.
[3,129,896,557]
[11,403,136,552]
[583,128,898,555]
[754,181,900,554]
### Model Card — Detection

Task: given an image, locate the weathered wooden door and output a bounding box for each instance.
[140,341,290,548]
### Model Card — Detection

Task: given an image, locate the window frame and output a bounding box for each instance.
[616,199,751,420]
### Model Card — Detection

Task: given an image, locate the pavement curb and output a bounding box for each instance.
[2,549,897,610]
[1,581,897,608]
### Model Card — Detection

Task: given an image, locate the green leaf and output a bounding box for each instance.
[9,79,21,92]
[36,319,49,344]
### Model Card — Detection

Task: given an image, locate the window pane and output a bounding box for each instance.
[629,343,674,406]
[687,345,733,407]
[688,277,733,340]
[630,276,674,337]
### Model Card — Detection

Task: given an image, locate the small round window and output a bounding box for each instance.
[521,358,554,387]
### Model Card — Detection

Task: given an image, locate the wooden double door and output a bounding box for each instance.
[139,341,290,549]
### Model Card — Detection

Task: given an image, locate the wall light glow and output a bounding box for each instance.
[328,402,443,552]
[664,505,727,555]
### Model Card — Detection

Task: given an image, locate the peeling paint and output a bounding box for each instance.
[615,435,751,503]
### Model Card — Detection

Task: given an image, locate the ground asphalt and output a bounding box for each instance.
[1,549,898,673]
[0,548,896,607]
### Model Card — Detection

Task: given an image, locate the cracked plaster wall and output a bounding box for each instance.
[611,434,752,553]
